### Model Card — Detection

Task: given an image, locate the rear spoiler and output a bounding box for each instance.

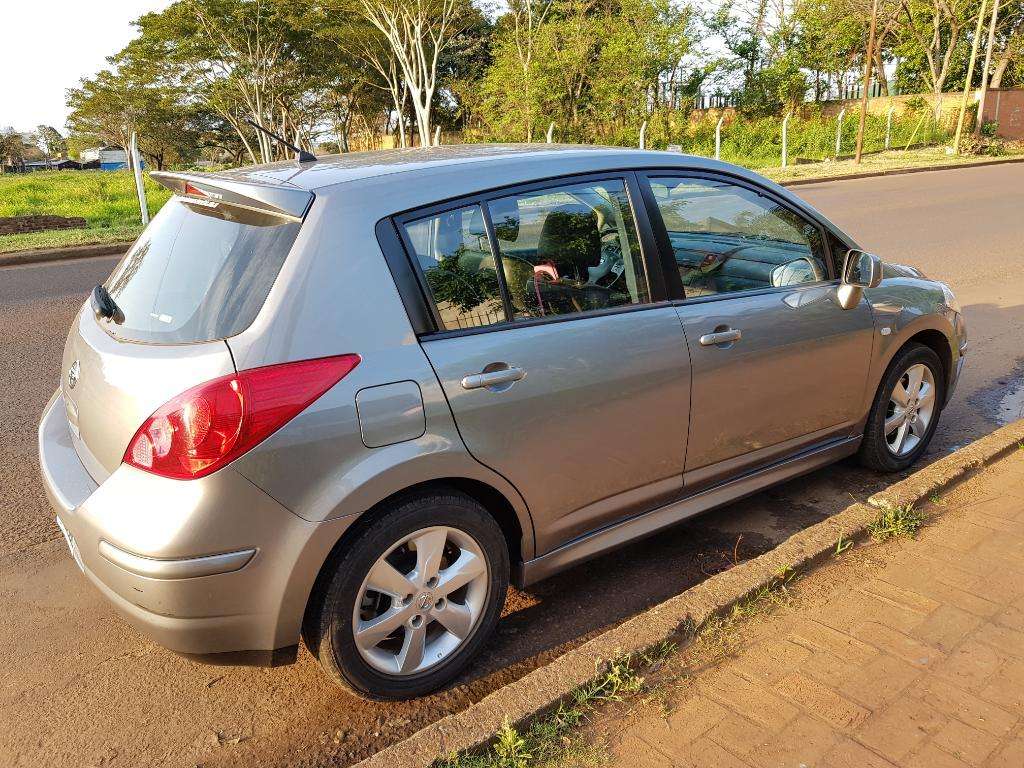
[150,171,313,223]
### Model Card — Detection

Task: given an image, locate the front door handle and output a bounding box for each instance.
[699,329,742,347]
[461,365,527,391]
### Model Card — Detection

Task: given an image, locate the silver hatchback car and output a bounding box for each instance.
[39,145,966,699]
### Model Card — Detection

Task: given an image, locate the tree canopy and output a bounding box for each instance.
[59,0,1024,166]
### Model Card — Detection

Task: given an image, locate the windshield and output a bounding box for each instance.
[102,197,301,344]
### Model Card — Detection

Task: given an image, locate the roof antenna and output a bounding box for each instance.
[244,118,317,164]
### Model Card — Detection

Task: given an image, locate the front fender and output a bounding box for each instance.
[863,277,961,412]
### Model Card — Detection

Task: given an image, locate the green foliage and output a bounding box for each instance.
[437,644,672,768]
[0,171,171,229]
[425,248,502,314]
[478,0,690,144]
[667,110,952,167]
[867,503,926,541]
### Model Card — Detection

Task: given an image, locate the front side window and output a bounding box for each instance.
[403,205,506,331]
[648,177,827,297]
[486,179,651,319]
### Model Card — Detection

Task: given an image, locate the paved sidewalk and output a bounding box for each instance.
[603,452,1024,768]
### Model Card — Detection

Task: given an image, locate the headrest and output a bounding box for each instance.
[536,204,602,269]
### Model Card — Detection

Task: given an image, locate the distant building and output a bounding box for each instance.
[24,158,82,172]
[79,145,139,171]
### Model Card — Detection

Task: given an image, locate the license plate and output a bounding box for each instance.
[55,516,85,573]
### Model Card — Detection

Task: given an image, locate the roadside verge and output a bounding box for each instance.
[776,154,1024,187]
[0,241,131,269]
[357,418,1024,768]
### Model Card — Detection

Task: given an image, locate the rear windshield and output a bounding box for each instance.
[102,197,301,344]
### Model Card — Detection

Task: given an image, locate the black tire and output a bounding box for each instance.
[858,343,944,473]
[303,489,508,699]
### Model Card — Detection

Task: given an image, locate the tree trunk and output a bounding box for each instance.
[991,54,1010,88]
[874,49,889,96]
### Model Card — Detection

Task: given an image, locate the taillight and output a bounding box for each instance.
[123,354,360,480]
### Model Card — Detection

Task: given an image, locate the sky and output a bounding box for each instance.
[1,0,172,134]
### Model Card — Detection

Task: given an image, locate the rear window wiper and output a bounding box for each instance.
[91,284,125,325]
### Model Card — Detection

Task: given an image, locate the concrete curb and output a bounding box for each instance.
[357,418,1024,768]
[778,155,1024,187]
[0,241,131,269]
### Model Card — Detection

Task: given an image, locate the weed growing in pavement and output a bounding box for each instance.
[834,533,854,556]
[690,571,796,664]
[929,492,942,504]
[437,644,675,768]
[867,503,926,541]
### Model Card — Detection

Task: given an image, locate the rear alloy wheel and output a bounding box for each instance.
[859,343,944,472]
[353,526,489,676]
[305,490,508,699]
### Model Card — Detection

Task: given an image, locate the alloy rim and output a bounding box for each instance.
[352,526,489,676]
[885,363,936,457]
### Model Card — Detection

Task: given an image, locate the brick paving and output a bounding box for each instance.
[603,452,1024,768]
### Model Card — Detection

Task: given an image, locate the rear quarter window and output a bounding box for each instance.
[103,197,301,344]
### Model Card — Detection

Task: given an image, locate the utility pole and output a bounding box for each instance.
[954,0,989,153]
[855,0,881,164]
[974,0,1001,136]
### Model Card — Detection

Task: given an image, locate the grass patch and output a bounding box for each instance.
[0,224,142,254]
[867,503,926,541]
[762,146,1024,183]
[437,643,675,768]
[0,170,170,254]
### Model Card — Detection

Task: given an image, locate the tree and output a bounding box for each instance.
[0,128,26,171]
[66,61,201,170]
[893,0,975,113]
[506,0,553,141]
[36,126,67,159]
[479,0,690,143]
[357,0,478,146]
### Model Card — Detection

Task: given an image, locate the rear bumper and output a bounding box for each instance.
[38,391,353,661]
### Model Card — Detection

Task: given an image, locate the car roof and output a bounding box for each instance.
[203,143,764,194]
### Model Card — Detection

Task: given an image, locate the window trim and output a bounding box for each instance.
[387,171,667,339]
[636,170,840,303]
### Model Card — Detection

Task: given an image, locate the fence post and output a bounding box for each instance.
[715,114,725,160]
[546,122,555,143]
[835,107,847,158]
[639,121,648,150]
[781,111,792,168]
[433,126,441,146]
[129,131,149,227]
[885,106,895,150]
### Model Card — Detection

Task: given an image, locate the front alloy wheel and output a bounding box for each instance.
[884,363,936,457]
[353,526,489,676]
[858,343,944,473]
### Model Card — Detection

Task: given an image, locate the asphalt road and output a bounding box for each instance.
[2,163,1023,767]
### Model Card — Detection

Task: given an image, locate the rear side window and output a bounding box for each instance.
[403,205,506,331]
[104,198,300,344]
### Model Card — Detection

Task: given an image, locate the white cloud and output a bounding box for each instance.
[1,0,172,134]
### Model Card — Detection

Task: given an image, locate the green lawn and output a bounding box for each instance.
[0,170,170,253]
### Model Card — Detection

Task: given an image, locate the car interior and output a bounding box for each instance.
[650,177,827,297]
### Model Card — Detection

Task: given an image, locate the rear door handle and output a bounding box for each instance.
[461,366,527,391]
[699,329,742,346]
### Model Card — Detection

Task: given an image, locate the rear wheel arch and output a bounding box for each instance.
[301,477,526,638]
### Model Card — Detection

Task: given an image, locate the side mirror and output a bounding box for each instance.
[836,249,883,310]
